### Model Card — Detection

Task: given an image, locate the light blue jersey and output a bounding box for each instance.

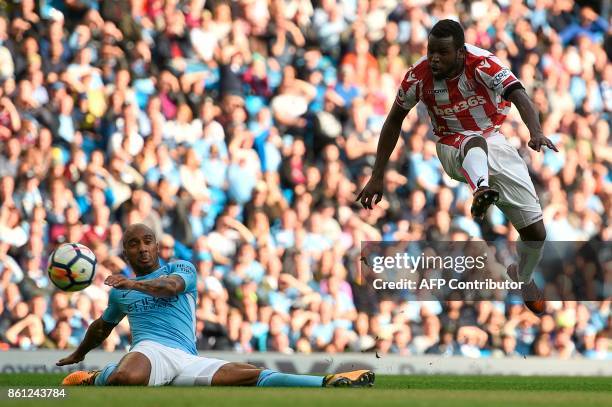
[102,260,198,355]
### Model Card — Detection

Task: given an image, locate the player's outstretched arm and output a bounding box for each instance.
[56,318,116,366]
[105,274,185,298]
[357,103,408,209]
[507,88,558,153]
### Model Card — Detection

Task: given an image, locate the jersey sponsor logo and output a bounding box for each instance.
[174,262,194,274]
[127,296,179,313]
[433,95,487,116]
[491,69,512,87]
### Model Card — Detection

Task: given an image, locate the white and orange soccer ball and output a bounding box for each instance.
[48,243,97,292]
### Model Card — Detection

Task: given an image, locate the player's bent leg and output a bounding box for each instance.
[62,352,151,386]
[105,352,152,386]
[461,137,498,218]
[462,136,489,189]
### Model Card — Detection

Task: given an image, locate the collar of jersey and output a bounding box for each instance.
[444,66,465,81]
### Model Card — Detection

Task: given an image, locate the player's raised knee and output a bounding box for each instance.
[464,136,488,152]
[520,220,547,242]
[533,226,546,242]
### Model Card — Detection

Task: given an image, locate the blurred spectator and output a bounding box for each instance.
[426,327,460,356]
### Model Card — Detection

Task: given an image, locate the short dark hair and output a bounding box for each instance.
[429,19,465,50]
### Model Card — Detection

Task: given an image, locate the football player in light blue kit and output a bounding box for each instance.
[59,224,374,388]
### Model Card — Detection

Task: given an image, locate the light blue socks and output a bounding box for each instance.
[256,369,324,387]
[94,362,118,386]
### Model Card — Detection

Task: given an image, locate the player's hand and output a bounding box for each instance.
[56,352,85,366]
[528,134,558,152]
[104,274,135,290]
[356,176,384,209]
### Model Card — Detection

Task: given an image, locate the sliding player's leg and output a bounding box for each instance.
[63,338,375,387]
[172,359,374,388]
[257,367,374,387]
[214,363,325,387]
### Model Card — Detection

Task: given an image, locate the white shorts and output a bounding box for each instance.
[436,132,543,230]
[130,340,229,386]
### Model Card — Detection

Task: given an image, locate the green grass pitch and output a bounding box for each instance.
[1,374,610,407]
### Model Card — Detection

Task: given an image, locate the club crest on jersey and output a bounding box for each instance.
[479,59,491,69]
[405,69,417,82]
[464,80,477,92]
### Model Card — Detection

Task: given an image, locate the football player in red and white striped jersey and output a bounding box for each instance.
[357,20,556,315]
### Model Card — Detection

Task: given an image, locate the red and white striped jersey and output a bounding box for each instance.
[395,44,522,138]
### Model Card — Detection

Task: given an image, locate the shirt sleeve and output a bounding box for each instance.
[475,55,522,99]
[101,289,126,325]
[395,67,420,111]
[170,261,197,293]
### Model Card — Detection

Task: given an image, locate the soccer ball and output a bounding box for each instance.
[48,243,97,292]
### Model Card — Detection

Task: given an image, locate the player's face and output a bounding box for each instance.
[427,35,464,80]
[123,227,159,273]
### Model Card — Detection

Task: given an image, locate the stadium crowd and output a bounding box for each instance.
[0,0,610,359]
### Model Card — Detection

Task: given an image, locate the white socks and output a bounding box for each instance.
[517,240,544,283]
[461,147,489,190]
